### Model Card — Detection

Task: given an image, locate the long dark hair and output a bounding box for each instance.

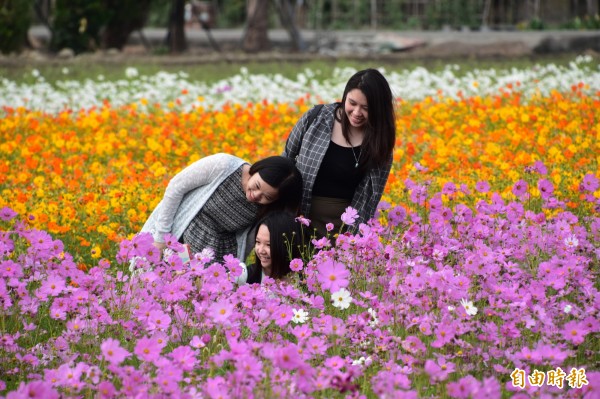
[249,156,303,215]
[336,68,396,170]
[254,211,303,280]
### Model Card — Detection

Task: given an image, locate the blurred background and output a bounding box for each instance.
[1,0,599,56]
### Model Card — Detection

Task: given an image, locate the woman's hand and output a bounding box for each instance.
[153,241,167,252]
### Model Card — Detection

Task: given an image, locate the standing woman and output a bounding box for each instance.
[140,153,302,261]
[283,69,396,237]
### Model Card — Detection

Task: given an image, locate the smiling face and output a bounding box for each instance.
[255,224,272,274]
[245,172,278,205]
[344,89,369,129]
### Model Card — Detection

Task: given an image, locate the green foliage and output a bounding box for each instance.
[424,0,484,30]
[562,15,600,30]
[146,0,171,27]
[49,0,109,53]
[0,0,31,54]
[214,0,246,28]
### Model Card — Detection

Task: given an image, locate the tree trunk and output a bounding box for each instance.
[101,0,152,50]
[273,0,305,51]
[243,0,270,52]
[586,0,598,16]
[167,0,187,53]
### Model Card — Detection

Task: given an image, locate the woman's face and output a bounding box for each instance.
[255,224,272,273]
[246,172,278,205]
[344,89,369,129]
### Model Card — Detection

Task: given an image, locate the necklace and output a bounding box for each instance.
[347,140,363,168]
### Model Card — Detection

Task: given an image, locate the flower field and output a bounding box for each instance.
[0,58,599,398]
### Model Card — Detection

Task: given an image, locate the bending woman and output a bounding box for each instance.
[140,153,302,261]
[237,211,304,285]
[283,68,396,237]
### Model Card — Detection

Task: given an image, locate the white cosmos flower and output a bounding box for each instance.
[331,288,352,310]
[564,235,579,248]
[563,304,573,314]
[292,308,308,324]
[460,298,478,316]
[2,58,600,114]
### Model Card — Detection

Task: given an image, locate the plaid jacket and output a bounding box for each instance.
[283,103,392,226]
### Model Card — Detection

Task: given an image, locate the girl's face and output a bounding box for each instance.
[344,89,369,129]
[255,224,272,273]
[246,172,278,205]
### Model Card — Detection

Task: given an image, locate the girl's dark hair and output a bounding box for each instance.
[336,68,396,170]
[254,211,303,280]
[249,156,303,214]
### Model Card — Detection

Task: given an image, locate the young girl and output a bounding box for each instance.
[236,211,304,284]
[283,68,396,237]
[140,153,302,262]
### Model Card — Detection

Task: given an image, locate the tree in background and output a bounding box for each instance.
[0,0,31,54]
[243,0,270,52]
[166,0,187,53]
[101,0,154,50]
[49,0,108,53]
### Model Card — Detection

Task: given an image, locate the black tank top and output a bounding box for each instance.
[312,141,364,200]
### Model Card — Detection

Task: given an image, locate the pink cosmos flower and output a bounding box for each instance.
[388,205,407,226]
[475,180,490,193]
[340,206,359,226]
[209,299,234,324]
[169,345,198,371]
[325,223,334,231]
[537,178,554,199]
[532,160,548,175]
[580,173,599,192]
[97,381,116,399]
[101,338,130,365]
[424,357,456,382]
[295,216,311,226]
[39,274,65,297]
[316,259,350,292]
[147,309,172,331]
[273,344,303,370]
[289,258,303,272]
[0,207,17,221]
[442,181,457,195]
[561,320,589,345]
[6,381,59,399]
[272,304,294,327]
[512,179,528,197]
[446,375,479,398]
[134,336,163,362]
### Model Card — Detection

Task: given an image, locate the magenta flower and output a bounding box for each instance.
[388,205,407,226]
[316,259,350,292]
[295,216,311,226]
[580,173,599,192]
[134,336,163,362]
[6,381,59,399]
[97,381,116,399]
[273,344,303,370]
[424,357,456,382]
[169,345,197,371]
[561,320,589,345]
[101,338,130,365]
[537,178,554,199]
[0,207,17,221]
[340,206,359,226]
[289,258,303,272]
[146,309,172,331]
[512,179,528,197]
[209,299,234,325]
[475,180,490,193]
[532,160,548,175]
